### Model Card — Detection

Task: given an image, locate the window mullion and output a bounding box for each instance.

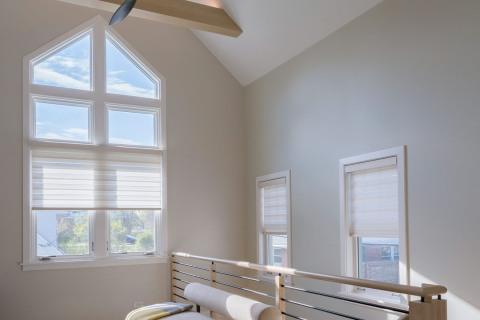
[91,24,107,258]
[93,210,107,258]
[93,23,106,146]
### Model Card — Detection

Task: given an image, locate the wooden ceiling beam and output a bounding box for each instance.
[59,0,243,37]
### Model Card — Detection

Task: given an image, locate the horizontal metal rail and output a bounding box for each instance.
[283,312,308,320]
[173,269,209,282]
[213,280,276,299]
[283,298,364,320]
[172,285,185,291]
[172,277,191,285]
[173,293,186,300]
[172,252,447,298]
[173,261,210,272]
[214,270,275,285]
[284,284,408,314]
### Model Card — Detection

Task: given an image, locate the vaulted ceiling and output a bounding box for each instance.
[189,0,383,86]
[61,0,383,86]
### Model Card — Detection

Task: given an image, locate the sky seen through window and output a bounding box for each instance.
[33,33,158,146]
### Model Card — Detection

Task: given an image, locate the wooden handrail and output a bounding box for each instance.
[172,252,447,298]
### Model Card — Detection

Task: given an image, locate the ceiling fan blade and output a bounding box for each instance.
[109,0,137,26]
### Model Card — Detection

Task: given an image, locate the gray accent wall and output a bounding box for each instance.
[244,0,480,319]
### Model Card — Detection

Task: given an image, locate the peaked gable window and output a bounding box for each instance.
[23,17,166,270]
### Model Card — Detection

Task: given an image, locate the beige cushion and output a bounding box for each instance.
[184,283,281,320]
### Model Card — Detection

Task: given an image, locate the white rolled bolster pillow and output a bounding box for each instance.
[184,283,281,320]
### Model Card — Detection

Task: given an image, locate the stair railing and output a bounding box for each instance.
[171,252,447,320]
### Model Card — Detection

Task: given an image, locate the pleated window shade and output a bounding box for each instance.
[346,157,398,238]
[31,148,162,210]
[260,178,287,233]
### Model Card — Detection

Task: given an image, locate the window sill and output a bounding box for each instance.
[338,291,409,312]
[21,255,168,271]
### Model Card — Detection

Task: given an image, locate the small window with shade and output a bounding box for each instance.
[256,171,292,278]
[339,146,408,306]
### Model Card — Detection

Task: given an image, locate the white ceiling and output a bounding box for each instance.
[189,0,383,86]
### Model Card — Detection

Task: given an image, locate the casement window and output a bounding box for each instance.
[339,146,408,305]
[256,171,292,274]
[22,17,166,270]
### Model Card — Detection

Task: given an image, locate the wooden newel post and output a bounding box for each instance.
[275,275,286,320]
[210,261,217,319]
[409,299,447,320]
[409,284,447,320]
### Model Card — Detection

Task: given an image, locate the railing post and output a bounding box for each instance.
[275,274,286,320]
[210,261,217,319]
[410,299,447,320]
[171,254,176,302]
[409,285,447,320]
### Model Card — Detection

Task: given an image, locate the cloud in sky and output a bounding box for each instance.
[37,127,88,142]
[107,73,156,98]
[105,37,157,99]
[34,63,90,90]
[33,35,91,90]
[109,137,138,145]
[36,121,51,126]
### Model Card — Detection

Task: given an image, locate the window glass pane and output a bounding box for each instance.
[33,34,91,90]
[35,101,89,142]
[358,237,399,284]
[108,108,156,146]
[36,210,90,256]
[109,210,156,253]
[106,38,157,99]
[267,234,288,267]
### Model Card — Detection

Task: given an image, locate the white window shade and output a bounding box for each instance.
[32,148,161,210]
[348,165,398,237]
[262,179,288,233]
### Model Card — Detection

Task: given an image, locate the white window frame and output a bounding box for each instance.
[33,95,94,144]
[105,103,161,148]
[339,146,409,307]
[256,170,292,280]
[22,16,167,271]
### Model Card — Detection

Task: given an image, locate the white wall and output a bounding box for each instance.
[0,0,245,319]
[244,0,480,319]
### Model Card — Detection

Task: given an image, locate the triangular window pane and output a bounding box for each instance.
[33,34,91,90]
[106,37,158,99]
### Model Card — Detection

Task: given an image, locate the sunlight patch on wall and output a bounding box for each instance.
[409,269,480,319]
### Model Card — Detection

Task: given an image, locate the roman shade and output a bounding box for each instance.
[346,157,398,237]
[31,147,162,210]
[260,178,287,233]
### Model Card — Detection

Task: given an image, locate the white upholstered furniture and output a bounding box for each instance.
[145,282,281,320]
[184,283,281,320]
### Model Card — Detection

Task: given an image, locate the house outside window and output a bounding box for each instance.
[339,146,408,305]
[256,171,292,274]
[22,16,166,270]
